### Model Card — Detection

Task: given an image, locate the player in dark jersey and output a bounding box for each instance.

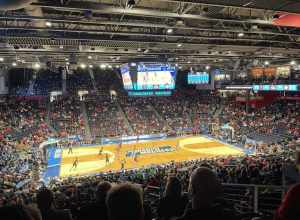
[70,157,79,171]
[105,153,110,164]
[98,146,103,155]
[68,142,73,154]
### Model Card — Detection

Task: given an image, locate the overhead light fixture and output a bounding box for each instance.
[290,60,296,65]
[45,21,52,27]
[179,66,182,69]
[131,62,136,67]
[108,65,112,69]
[88,55,92,59]
[177,43,182,47]
[187,61,191,64]
[137,48,142,52]
[0,57,4,62]
[12,62,17,67]
[66,62,70,65]
[100,64,107,69]
[167,28,173,34]
[116,65,120,68]
[175,63,178,67]
[65,58,69,61]
[89,64,93,68]
[59,45,64,49]
[34,63,41,69]
[80,63,86,69]
[205,65,210,70]
[238,32,244,37]
[264,60,270,65]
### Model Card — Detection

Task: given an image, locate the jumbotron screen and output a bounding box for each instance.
[187,72,210,84]
[121,63,177,91]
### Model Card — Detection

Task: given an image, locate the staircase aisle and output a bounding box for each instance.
[149,103,172,131]
[116,101,134,134]
[46,100,58,136]
[80,101,92,140]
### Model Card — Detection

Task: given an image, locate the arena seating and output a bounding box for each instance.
[1,90,299,220]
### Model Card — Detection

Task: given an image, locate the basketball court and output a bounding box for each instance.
[45,136,244,178]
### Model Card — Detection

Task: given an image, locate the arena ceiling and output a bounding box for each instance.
[1,0,300,70]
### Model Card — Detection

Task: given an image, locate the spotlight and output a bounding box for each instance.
[80,63,86,69]
[88,55,92,59]
[12,62,17,67]
[45,21,52,27]
[89,64,93,68]
[290,60,296,65]
[59,45,64,49]
[175,63,178,67]
[65,58,69,61]
[238,32,244,37]
[131,62,136,67]
[187,61,191,64]
[177,43,182,47]
[34,63,41,69]
[66,62,70,65]
[108,65,112,69]
[100,64,107,69]
[205,65,210,70]
[0,57,4,62]
[167,28,173,34]
[116,65,120,68]
[264,61,270,66]
[179,66,182,69]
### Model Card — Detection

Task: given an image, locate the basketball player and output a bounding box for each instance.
[70,157,79,171]
[68,142,73,154]
[105,153,110,164]
[121,159,126,170]
[134,152,139,163]
[115,142,121,159]
[98,146,103,155]
[176,141,180,150]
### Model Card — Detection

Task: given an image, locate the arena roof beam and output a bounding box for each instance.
[2,35,300,51]
[155,0,300,14]
[1,14,300,40]
[1,26,299,47]
[31,1,272,26]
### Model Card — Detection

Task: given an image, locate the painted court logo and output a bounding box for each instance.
[126,146,175,157]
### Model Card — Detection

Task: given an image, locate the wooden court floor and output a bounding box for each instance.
[59,136,244,177]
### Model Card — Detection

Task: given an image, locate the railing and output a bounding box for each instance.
[146,183,286,215]
[222,183,285,214]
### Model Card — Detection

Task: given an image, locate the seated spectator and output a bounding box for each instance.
[106,183,144,220]
[158,176,188,220]
[177,167,236,220]
[36,188,73,220]
[0,205,37,220]
[274,183,300,220]
[78,181,112,220]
